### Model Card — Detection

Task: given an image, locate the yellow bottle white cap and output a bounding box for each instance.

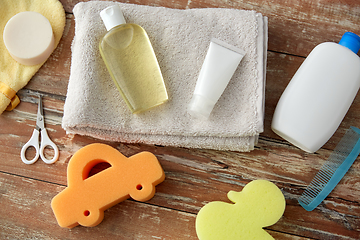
[3,11,54,66]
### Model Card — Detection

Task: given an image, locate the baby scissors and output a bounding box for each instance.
[21,96,59,164]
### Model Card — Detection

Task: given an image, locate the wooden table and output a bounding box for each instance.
[1,0,359,239]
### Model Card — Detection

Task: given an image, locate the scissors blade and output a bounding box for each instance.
[36,96,45,131]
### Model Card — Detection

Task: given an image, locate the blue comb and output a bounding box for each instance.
[298,126,360,211]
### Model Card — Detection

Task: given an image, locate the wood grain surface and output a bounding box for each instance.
[1,0,360,239]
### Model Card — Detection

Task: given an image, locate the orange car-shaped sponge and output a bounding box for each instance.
[51,143,165,228]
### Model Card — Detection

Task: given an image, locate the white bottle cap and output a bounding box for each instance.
[188,94,216,119]
[100,5,126,31]
[3,11,54,66]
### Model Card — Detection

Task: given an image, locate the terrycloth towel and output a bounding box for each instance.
[0,0,65,114]
[62,1,268,152]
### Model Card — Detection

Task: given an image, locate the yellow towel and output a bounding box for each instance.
[0,0,65,114]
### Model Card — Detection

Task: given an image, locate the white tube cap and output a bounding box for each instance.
[100,5,126,31]
[3,11,54,66]
[188,94,216,119]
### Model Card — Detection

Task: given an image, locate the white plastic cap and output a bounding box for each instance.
[100,5,126,31]
[188,94,216,119]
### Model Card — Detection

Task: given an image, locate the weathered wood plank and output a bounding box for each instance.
[0,172,198,239]
[1,0,360,239]
[0,172,311,239]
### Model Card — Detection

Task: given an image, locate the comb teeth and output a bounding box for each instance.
[299,127,360,211]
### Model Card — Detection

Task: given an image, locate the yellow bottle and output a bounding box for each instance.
[99,5,168,113]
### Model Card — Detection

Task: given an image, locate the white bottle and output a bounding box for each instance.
[271,32,360,153]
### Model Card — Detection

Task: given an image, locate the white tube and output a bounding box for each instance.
[188,38,245,119]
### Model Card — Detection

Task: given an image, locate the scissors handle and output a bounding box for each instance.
[21,129,40,164]
[39,128,59,164]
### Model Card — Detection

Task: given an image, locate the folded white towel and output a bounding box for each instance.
[62,1,268,152]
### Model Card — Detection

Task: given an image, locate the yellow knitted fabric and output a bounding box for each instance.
[0,0,65,114]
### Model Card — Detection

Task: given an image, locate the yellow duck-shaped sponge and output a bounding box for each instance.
[196,179,286,240]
